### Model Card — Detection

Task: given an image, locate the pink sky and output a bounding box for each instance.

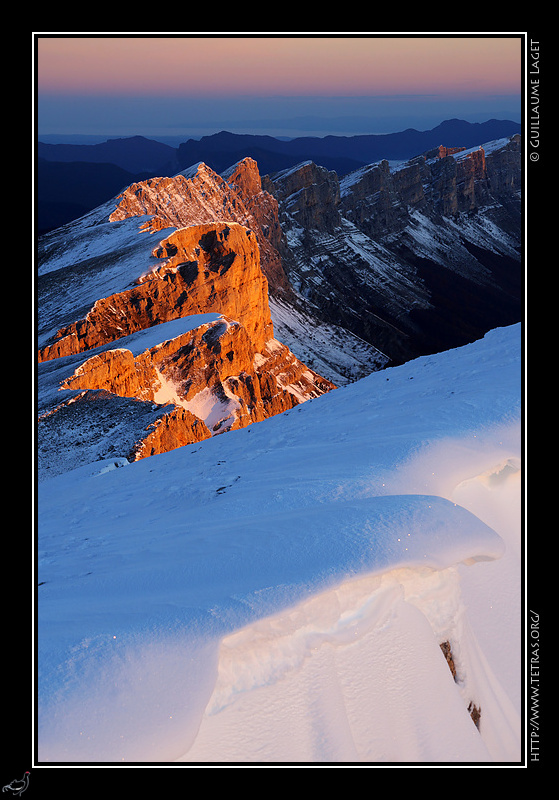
[37,35,522,98]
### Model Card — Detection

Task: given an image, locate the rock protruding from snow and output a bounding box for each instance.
[109,159,292,295]
[38,260,335,476]
[38,222,274,361]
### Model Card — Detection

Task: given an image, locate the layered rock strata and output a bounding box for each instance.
[43,313,333,467]
[108,158,292,296]
[264,161,341,233]
[38,223,273,362]
[37,155,385,385]
[57,315,332,440]
[38,218,335,473]
[265,134,522,365]
[338,134,521,240]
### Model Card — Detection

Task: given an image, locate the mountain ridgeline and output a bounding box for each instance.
[37,119,521,233]
[36,122,522,480]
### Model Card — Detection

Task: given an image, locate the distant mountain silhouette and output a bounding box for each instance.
[175,119,521,173]
[175,133,365,175]
[37,135,179,175]
[36,119,522,233]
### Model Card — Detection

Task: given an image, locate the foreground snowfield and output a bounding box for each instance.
[36,323,522,764]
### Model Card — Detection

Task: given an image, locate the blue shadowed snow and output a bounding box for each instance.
[36,324,522,764]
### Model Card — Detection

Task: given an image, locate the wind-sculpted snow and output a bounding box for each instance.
[37,486,506,763]
[37,324,522,763]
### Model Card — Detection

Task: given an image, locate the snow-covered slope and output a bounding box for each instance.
[36,323,522,764]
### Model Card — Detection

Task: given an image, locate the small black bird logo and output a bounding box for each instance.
[2,773,30,796]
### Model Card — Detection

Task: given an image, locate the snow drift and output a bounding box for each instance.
[36,324,522,764]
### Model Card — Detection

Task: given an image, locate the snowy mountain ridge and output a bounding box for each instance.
[36,131,523,764]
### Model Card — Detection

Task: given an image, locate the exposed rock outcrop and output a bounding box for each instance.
[337,135,521,240]
[38,222,274,362]
[37,387,212,481]
[265,134,522,365]
[264,161,341,233]
[45,312,334,468]
[221,159,292,295]
[130,405,211,461]
[38,214,335,476]
[109,158,292,296]
[59,313,333,429]
[440,640,482,731]
[59,348,158,401]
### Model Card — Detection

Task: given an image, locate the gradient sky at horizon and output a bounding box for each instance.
[35,34,524,140]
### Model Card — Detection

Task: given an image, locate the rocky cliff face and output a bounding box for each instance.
[46,313,333,466]
[338,134,521,241]
[265,134,522,364]
[37,205,335,479]
[263,161,342,233]
[109,158,292,296]
[37,157,387,385]
[38,222,274,362]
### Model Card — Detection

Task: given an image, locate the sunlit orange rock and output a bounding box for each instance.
[38,222,273,362]
[41,221,335,463]
[109,158,292,295]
